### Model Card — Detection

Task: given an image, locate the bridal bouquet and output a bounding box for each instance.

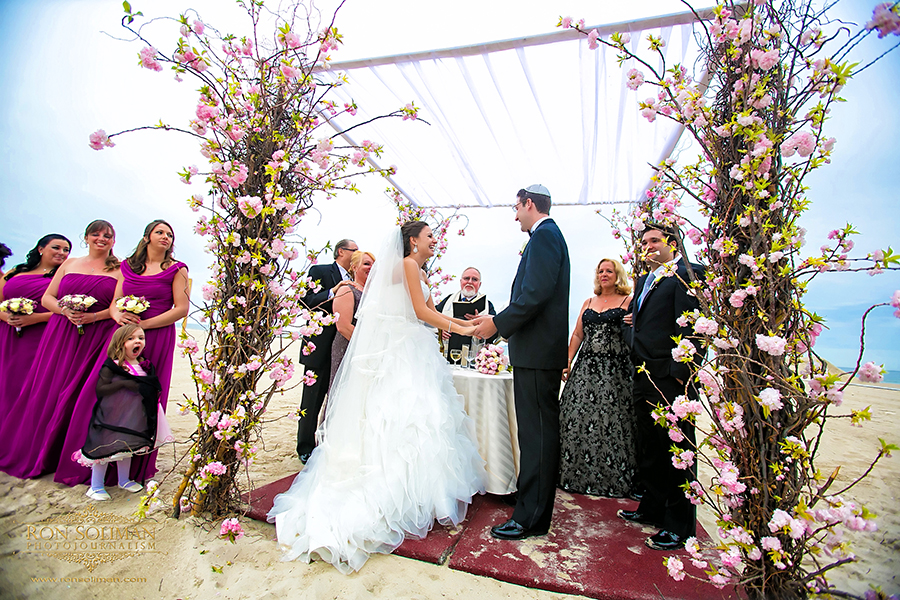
[0,297,35,337]
[474,344,510,375]
[116,295,150,315]
[58,294,98,335]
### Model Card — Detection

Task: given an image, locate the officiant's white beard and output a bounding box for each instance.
[462,284,478,297]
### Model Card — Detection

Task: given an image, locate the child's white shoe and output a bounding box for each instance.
[86,488,111,501]
[118,481,143,493]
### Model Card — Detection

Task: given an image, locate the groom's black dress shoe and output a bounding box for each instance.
[645,529,686,551]
[490,519,548,541]
[616,509,663,528]
[299,452,312,464]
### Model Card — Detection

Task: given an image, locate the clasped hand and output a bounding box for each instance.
[63,308,89,326]
[470,315,497,340]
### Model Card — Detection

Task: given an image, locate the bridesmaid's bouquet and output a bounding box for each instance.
[0,297,36,337]
[58,294,98,335]
[474,344,510,375]
[116,295,150,315]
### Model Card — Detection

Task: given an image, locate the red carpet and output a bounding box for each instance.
[448,492,739,600]
[245,476,739,599]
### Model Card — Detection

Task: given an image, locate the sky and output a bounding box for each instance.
[0,0,897,377]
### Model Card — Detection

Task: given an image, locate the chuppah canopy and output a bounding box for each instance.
[319,8,710,209]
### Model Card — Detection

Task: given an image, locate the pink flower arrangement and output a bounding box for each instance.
[474,344,510,375]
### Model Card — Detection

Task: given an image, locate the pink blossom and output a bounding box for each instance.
[88,129,115,151]
[219,517,244,542]
[761,536,782,551]
[302,342,316,356]
[139,46,163,72]
[782,131,816,158]
[619,32,631,44]
[205,461,226,475]
[193,20,205,35]
[758,387,784,411]
[672,449,695,470]
[561,16,573,29]
[751,48,779,71]
[282,31,302,49]
[693,317,719,335]
[858,361,885,383]
[866,3,900,38]
[281,63,301,79]
[302,370,317,386]
[237,195,263,218]
[587,29,600,50]
[756,333,787,356]
[890,290,900,308]
[671,338,697,362]
[665,557,685,581]
[626,68,645,90]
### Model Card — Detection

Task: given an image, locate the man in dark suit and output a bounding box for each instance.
[436,267,498,359]
[296,238,358,463]
[473,184,570,540]
[618,223,703,550]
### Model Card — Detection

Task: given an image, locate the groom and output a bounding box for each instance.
[473,184,570,540]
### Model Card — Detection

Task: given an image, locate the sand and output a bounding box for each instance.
[1,352,897,599]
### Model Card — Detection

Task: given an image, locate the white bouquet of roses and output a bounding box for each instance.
[58,294,98,335]
[0,297,36,337]
[474,343,510,375]
[116,295,150,315]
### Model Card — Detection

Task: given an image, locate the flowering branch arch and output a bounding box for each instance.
[93,1,424,520]
[563,2,899,598]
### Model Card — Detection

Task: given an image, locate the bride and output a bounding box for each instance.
[268,221,486,574]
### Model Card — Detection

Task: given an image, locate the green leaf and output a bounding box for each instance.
[123,1,132,13]
[211,565,223,574]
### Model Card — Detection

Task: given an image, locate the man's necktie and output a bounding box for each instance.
[636,271,657,312]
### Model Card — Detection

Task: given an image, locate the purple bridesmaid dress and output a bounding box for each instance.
[0,274,53,416]
[0,273,119,479]
[54,261,187,486]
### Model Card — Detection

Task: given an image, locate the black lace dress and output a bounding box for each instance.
[558,307,636,497]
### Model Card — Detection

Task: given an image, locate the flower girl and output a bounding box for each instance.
[73,323,172,500]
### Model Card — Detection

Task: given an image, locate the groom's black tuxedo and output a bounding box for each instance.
[493,218,569,531]
[296,261,344,457]
[628,257,704,539]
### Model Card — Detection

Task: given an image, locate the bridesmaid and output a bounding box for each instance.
[0,234,72,414]
[55,219,189,486]
[0,221,121,479]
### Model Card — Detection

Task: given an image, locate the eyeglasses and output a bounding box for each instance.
[341,246,359,253]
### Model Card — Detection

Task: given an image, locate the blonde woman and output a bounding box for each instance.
[329,250,375,390]
[558,258,636,497]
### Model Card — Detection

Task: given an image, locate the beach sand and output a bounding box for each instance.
[1,352,897,599]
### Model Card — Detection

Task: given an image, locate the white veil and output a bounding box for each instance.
[315,227,418,457]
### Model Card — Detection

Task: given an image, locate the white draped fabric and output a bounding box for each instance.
[321,11,705,208]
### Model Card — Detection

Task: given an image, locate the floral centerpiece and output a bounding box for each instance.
[116,295,150,315]
[474,344,509,375]
[0,297,36,337]
[58,294,98,335]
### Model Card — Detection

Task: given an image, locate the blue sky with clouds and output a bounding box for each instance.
[0,0,897,377]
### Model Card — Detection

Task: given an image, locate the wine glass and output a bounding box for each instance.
[467,344,478,368]
[449,349,462,366]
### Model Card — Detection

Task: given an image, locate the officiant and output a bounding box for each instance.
[436,267,498,357]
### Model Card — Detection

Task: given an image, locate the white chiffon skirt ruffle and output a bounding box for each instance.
[267,312,486,574]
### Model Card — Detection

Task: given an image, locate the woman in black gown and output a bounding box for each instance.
[558,258,636,497]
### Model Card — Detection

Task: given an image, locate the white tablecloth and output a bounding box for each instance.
[451,367,518,495]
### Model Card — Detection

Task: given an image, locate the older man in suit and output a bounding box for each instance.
[296,238,358,463]
[618,223,704,550]
[474,184,570,540]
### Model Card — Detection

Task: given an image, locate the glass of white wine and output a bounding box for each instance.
[449,349,462,366]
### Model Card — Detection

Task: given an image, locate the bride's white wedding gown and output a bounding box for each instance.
[267,230,486,574]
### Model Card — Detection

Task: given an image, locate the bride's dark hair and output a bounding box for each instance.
[400,221,428,257]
